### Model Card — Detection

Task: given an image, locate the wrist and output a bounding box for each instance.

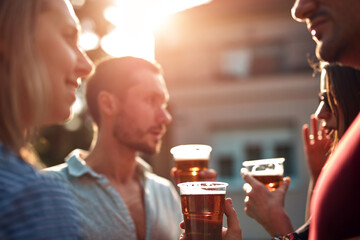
[264,209,294,236]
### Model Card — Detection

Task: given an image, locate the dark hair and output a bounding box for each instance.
[324,64,360,147]
[85,56,163,126]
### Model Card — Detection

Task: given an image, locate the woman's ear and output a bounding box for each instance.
[97,91,119,116]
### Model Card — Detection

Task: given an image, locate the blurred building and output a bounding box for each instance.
[151,0,318,239]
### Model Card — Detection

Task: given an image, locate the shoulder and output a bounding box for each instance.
[0,169,83,239]
[144,172,180,201]
[0,152,68,194]
[42,149,88,182]
[145,171,175,188]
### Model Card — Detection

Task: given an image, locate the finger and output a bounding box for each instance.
[198,168,217,181]
[302,124,311,147]
[244,195,249,204]
[242,183,252,193]
[317,129,323,140]
[179,232,186,240]
[311,114,318,138]
[224,198,242,236]
[319,124,331,140]
[170,167,180,184]
[241,168,262,187]
[279,177,291,193]
[179,221,185,229]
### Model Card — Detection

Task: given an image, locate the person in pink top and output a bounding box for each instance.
[241,63,360,240]
[291,0,360,239]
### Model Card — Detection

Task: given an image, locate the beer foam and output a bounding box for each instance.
[181,190,226,195]
[175,158,208,161]
[249,170,283,176]
[171,144,212,160]
[178,182,228,195]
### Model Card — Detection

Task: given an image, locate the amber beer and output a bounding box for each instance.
[242,158,285,191]
[181,194,224,240]
[252,173,284,190]
[175,158,209,183]
[178,182,228,240]
[171,145,212,183]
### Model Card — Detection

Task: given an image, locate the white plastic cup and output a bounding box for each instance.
[242,158,285,190]
[171,144,212,183]
[177,181,228,240]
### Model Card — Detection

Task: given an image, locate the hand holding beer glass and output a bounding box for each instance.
[171,144,213,183]
[241,158,285,191]
[178,181,228,240]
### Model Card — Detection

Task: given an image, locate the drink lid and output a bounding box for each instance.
[242,158,285,166]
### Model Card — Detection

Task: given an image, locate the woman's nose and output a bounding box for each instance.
[75,48,94,78]
[315,101,332,120]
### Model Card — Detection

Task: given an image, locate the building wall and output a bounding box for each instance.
[150,0,319,239]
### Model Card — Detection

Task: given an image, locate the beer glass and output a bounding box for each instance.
[170,144,212,183]
[242,158,285,190]
[177,181,228,240]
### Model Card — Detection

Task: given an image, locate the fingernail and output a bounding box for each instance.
[240,168,248,177]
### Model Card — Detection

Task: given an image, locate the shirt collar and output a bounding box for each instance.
[66,149,102,178]
[65,149,153,180]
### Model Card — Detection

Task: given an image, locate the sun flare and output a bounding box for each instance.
[79,0,212,60]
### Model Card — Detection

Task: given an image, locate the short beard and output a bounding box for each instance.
[113,123,162,156]
[315,33,350,65]
[138,139,162,155]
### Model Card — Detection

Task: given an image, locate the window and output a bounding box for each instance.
[220,44,283,79]
[218,155,234,178]
[245,143,262,160]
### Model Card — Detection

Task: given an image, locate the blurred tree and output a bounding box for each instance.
[33,111,94,167]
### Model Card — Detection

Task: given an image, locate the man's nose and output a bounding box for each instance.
[158,108,172,125]
[291,0,318,22]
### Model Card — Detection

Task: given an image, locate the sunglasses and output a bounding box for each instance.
[319,91,331,110]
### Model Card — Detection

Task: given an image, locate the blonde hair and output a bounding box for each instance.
[0,0,50,155]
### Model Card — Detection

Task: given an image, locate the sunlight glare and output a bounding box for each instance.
[79,18,99,51]
[104,6,125,27]
[101,27,155,61]
[147,0,212,29]
[100,0,212,60]
[79,31,99,51]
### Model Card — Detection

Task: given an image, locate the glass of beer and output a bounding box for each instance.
[170,144,212,183]
[177,181,228,240]
[242,158,285,191]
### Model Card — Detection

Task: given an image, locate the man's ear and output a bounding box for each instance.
[97,91,119,116]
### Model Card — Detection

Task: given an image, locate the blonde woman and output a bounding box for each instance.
[0,0,93,238]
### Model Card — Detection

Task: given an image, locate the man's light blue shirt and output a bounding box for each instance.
[43,149,183,240]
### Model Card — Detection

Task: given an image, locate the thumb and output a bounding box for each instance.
[278,176,291,193]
